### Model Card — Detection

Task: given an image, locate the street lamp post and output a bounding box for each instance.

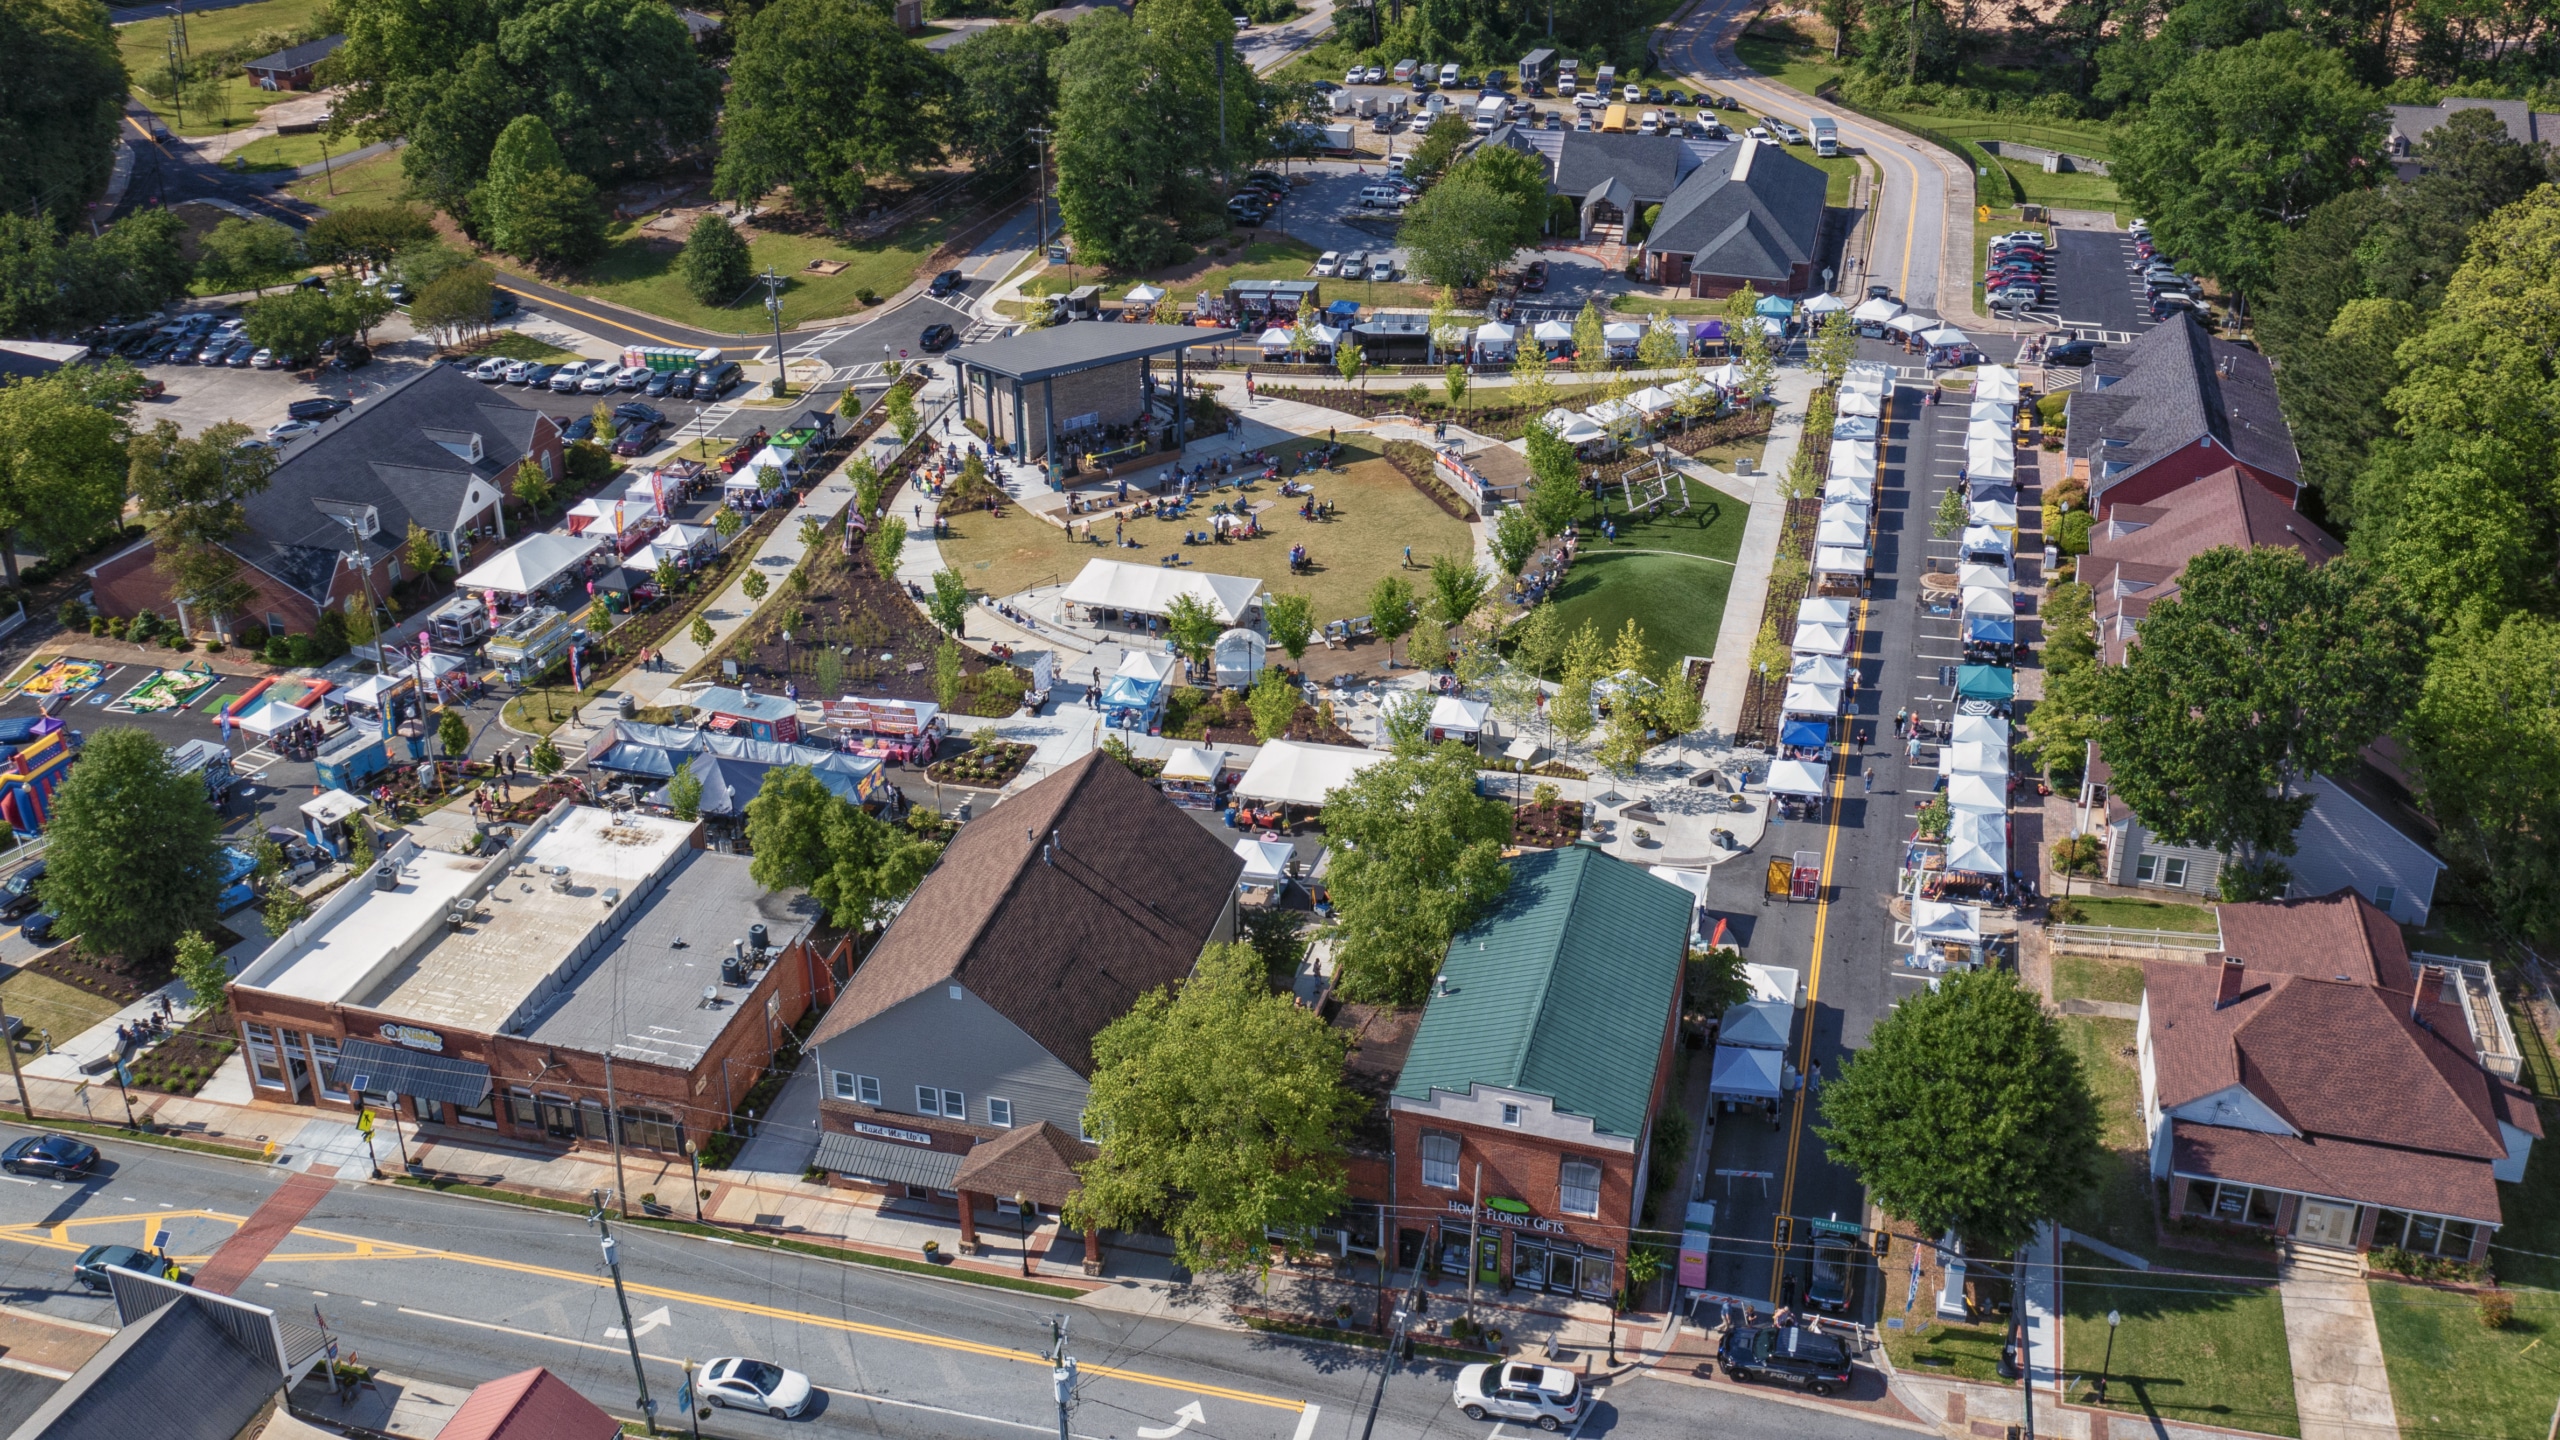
[2094,1309,2121,1403]
[1015,1192,1032,1276]
[686,1142,704,1223]
[760,268,787,399]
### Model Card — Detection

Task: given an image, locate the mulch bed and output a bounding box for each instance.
[924,742,1034,789]
[1381,440,1479,521]
[1512,799,1583,847]
[492,777,589,825]
[1198,697,1361,748]
[1736,497,1822,748]
[25,941,182,1004]
[124,1018,238,1097]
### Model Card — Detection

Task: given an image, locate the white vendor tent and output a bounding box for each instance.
[1823,472,1875,504]
[1885,312,1932,335]
[1162,746,1224,784]
[1946,771,2006,814]
[1627,385,1679,414]
[1233,740,1383,807]
[1767,757,1830,796]
[1815,545,1867,575]
[1911,899,1983,944]
[1257,327,1298,350]
[1801,292,1849,315]
[1702,363,1749,388]
[1801,596,1854,627]
[456,531,603,596]
[1539,409,1607,444]
[1125,283,1168,303]
[1944,740,2009,778]
[1966,441,2017,479]
[1970,498,2020,528]
[1961,524,2013,556]
[1114,648,1174,684]
[1532,318,1576,345]
[1473,321,1517,359]
[1951,713,2010,746]
[1601,321,1644,356]
[1960,563,2013,593]
[1850,296,1902,325]
[1821,498,1871,530]
[1719,999,1794,1050]
[1233,837,1296,886]
[236,699,307,737]
[1974,366,2020,403]
[1791,653,1849,689]
[1782,680,1843,715]
[1830,440,1878,479]
[1793,621,1850,656]
[1837,386,1883,418]
[1744,962,1801,1005]
[1063,559,1262,625]
[1946,811,2008,874]
[1429,694,1491,739]
[1817,511,1867,548]
[1962,586,2014,617]
[1922,325,1970,348]
[1968,397,2014,427]
[1710,1044,1785,1101]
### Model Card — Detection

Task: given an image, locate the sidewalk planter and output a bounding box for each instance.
[921,1240,944,1263]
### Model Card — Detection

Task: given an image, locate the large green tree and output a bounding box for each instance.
[2096,547,2423,887]
[197,217,306,297]
[1051,0,1270,270]
[678,212,754,305]
[716,0,952,222]
[303,205,440,276]
[0,365,135,587]
[0,0,126,222]
[2408,614,2560,940]
[1320,742,1512,1004]
[1816,969,2100,1259]
[1065,942,1362,1274]
[128,419,279,635]
[2112,31,2382,300]
[1398,176,1523,290]
[1441,143,1549,249]
[243,287,347,366]
[42,728,224,960]
[942,19,1064,172]
[743,765,939,932]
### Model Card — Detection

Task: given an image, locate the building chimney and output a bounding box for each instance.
[2215,955,2247,1009]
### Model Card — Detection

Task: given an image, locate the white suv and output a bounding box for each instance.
[1314,251,1343,277]
[1453,1362,1584,1432]
[1358,185,1404,208]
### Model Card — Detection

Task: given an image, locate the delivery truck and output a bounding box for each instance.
[1810,115,1839,155]
[1473,94,1508,132]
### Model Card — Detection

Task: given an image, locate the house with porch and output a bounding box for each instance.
[803,751,1243,1264]
[2138,890,2540,1265]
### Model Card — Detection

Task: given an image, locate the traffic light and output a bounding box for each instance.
[1772,1215,1794,1250]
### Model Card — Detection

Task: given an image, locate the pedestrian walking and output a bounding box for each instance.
[1907,735,1922,762]
[1895,706,1908,734]
[1863,766,1874,794]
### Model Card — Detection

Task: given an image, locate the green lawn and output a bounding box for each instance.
[1882,1316,2007,1382]
[1544,550,1732,672]
[0,968,120,1049]
[465,332,583,364]
[286,149,408,210]
[2064,1258,2301,1438]
[2055,1013,2168,1264]
[2068,895,2219,933]
[501,211,960,333]
[2055,956,2144,1005]
[1804,152,1859,207]
[2369,1283,2560,1440]
[2487,1039,2560,1287]
[114,0,327,138]
[227,130,342,173]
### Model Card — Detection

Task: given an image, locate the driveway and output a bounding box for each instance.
[2047,213,2158,343]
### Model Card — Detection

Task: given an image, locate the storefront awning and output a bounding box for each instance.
[328,1037,492,1107]
[815,1132,963,1190]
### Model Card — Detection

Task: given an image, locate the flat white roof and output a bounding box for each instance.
[1061,559,1262,625]
[238,807,696,1035]
[1233,740,1384,806]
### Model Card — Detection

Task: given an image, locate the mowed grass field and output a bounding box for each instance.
[114,0,327,138]
[2370,1284,2560,1440]
[286,149,408,210]
[524,213,962,333]
[935,437,1469,624]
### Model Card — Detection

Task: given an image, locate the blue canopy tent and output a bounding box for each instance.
[1755,294,1797,319]
[1325,299,1360,322]
[1955,664,2016,702]
[1780,717,1831,749]
[1964,614,2016,645]
[1101,651,1174,732]
[648,750,885,817]
[591,742,681,778]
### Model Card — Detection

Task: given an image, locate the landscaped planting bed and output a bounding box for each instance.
[923,741,1034,790]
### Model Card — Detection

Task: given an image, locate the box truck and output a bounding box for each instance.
[1810,115,1839,155]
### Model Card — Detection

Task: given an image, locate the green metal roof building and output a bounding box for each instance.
[1394,846,1693,1142]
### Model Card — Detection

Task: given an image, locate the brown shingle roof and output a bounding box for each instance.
[949,1122,1095,1207]
[2170,1121,2501,1222]
[2145,892,2511,1174]
[2086,467,2340,663]
[808,751,1244,1073]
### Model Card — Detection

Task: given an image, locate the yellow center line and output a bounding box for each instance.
[495,286,716,351]
[0,1210,1301,1412]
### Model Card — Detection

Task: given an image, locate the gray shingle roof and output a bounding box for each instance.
[244,33,344,72]
[1642,138,1827,283]
[2065,314,2301,505]
[233,363,550,602]
[1532,129,1702,205]
[946,323,1245,382]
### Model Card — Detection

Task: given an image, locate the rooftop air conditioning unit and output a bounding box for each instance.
[601,887,622,908]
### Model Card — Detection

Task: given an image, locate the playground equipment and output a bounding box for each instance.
[0,730,77,835]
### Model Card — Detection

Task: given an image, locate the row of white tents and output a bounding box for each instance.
[1938,370,2025,879]
[1848,295,1973,355]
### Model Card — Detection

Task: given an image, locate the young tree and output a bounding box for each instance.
[885,385,921,447]
[329,277,396,346]
[1509,599,1567,679]
[679,213,754,306]
[716,0,952,223]
[1816,969,2100,1259]
[2098,549,2424,881]
[1426,287,1461,368]
[712,506,745,542]
[1807,308,1857,383]
[513,466,553,513]
[689,613,715,649]
[1406,612,1450,672]
[1933,483,1967,538]
[530,733,564,776]
[741,569,769,602]
[1636,316,1684,372]
[1367,575,1416,662]
[173,931,232,1015]
[1248,665,1300,741]
[244,287,344,367]
[1400,178,1524,291]
[1404,109,1471,177]
[0,366,132,588]
[410,263,496,347]
[437,706,471,758]
[43,728,223,959]
[1654,658,1703,743]
[197,217,305,297]
[1335,339,1363,384]
[1427,554,1490,628]
[1551,618,1605,744]
[1444,364,1468,407]
[1324,744,1512,1003]
[928,567,971,636]
[403,520,445,578]
[666,763,705,822]
[744,764,941,931]
[1523,421,1584,538]
[1490,505,1539,579]
[1510,327,1560,414]
[1162,592,1223,672]
[1065,942,1363,1274]
[1380,689,1433,751]
[1571,299,1609,378]
[934,637,963,710]
[1263,592,1314,664]
[867,515,907,578]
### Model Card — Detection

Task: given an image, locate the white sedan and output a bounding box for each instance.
[699,1357,813,1418]
[1453,1361,1584,1431]
[265,419,320,443]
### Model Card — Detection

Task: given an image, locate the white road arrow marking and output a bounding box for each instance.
[1136,1400,1207,1439]
[604,1306,671,1339]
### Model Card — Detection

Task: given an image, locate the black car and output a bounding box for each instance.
[1805,1238,1857,1314]
[20,912,56,944]
[928,269,966,298]
[919,323,958,352]
[0,861,42,921]
[614,401,666,427]
[489,289,520,319]
[667,368,699,399]
[1645,84,1662,101]
[520,363,557,389]
[287,397,351,421]
[611,424,660,456]
[696,361,742,398]
[2043,338,2098,367]
[333,343,373,370]
[5,1133,98,1181]
[72,1244,159,1292]
[645,369,676,398]
[1718,1325,1855,1396]
[562,413,596,442]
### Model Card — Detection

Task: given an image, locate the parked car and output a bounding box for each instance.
[472,357,509,382]
[7,1134,96,1182]
[520,363,557,389]
[1364,63,1385,82]
[19,911,56,944]
[1747,125,1772,141]
[1367,255,1396,282]
[2043,338,2099,366]
[1771,119,1805,143]
[700,1358,812,1418]
[919,323,958,352]
[1314,251,1342,277]
[614,401,665,427]
[642,369,674,398]
[1358,185,1404,208]
[1719,1324,1855,1395]
[549,361,588,393]
[668,368,700,399]
[73,1245,164,1292]
[928,269,966,298]
[561,413,595,442]
[696,361,742,397]
[611,424,659,457]
[266,419,320,443]
[287,396,350,420]
[614,364,651,391]
[1805,1237,1858,1313]
[1645,84,1662,101]
[1438,62,1460,86]
[251,348,277,369]
[1338,251,1367,280]
[226,342,257,367]
[1451,1361,1584,1431]
[1520,259,1548,291]
[0,861,42,920]
[1345,67,1365,85]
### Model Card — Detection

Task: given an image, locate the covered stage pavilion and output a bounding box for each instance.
[945,323,1245,468]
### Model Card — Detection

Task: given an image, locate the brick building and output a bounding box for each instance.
[224,803,826,1157]
[89,364,560,638]
[945,324,1240,465]
[1381,846,1692,1301]
[2061,314,2300,518]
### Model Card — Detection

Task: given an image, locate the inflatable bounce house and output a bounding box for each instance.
[0,725,75,835]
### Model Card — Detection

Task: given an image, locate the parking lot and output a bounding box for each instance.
[1262,161,1632,305]
[2045,214,2164,344]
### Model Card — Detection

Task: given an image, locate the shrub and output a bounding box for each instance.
[2046,897,2087,924]
[56,600,87,628]
[2051,835,2102,876]
[2479,1289,2515,1329]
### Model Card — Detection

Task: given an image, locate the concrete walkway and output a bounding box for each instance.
[2277,1250,2401,1440]
[1698,368,1820,737]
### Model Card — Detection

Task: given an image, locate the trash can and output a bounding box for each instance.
[618,693,637,719]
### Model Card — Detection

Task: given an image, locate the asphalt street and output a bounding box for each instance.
[0,1124,1927,1440]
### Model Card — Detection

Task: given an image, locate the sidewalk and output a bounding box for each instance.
[1699,368,1820,737]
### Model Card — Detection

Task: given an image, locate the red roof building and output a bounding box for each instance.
[438,1367,622,1440]
[2139,891,2540,1264]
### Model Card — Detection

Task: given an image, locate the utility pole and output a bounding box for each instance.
[591,1192,657,1434]
[1027,126,1052,259]
[603,1050,632,1217]
[1044,1314,1076,1440]
[3,1016,31,1120]
[758,268,787,399]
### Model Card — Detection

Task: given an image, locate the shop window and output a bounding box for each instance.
[1559,1158,1602,1217]
[2440,1219,2477,1257]
[243,1022,288,1091]
[617,1106,682,1152]
[2374,1209,2413,1250]
[508,1088,539,1130]
[2410,1214,2443,1252]
[2247,1188,2278,1226]
[1421,1133,1459,1189]
[987,1098,1014,1128]
[308,1034,347,1101]
[579,1099,611,1142]
[453,1092,499,1129]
